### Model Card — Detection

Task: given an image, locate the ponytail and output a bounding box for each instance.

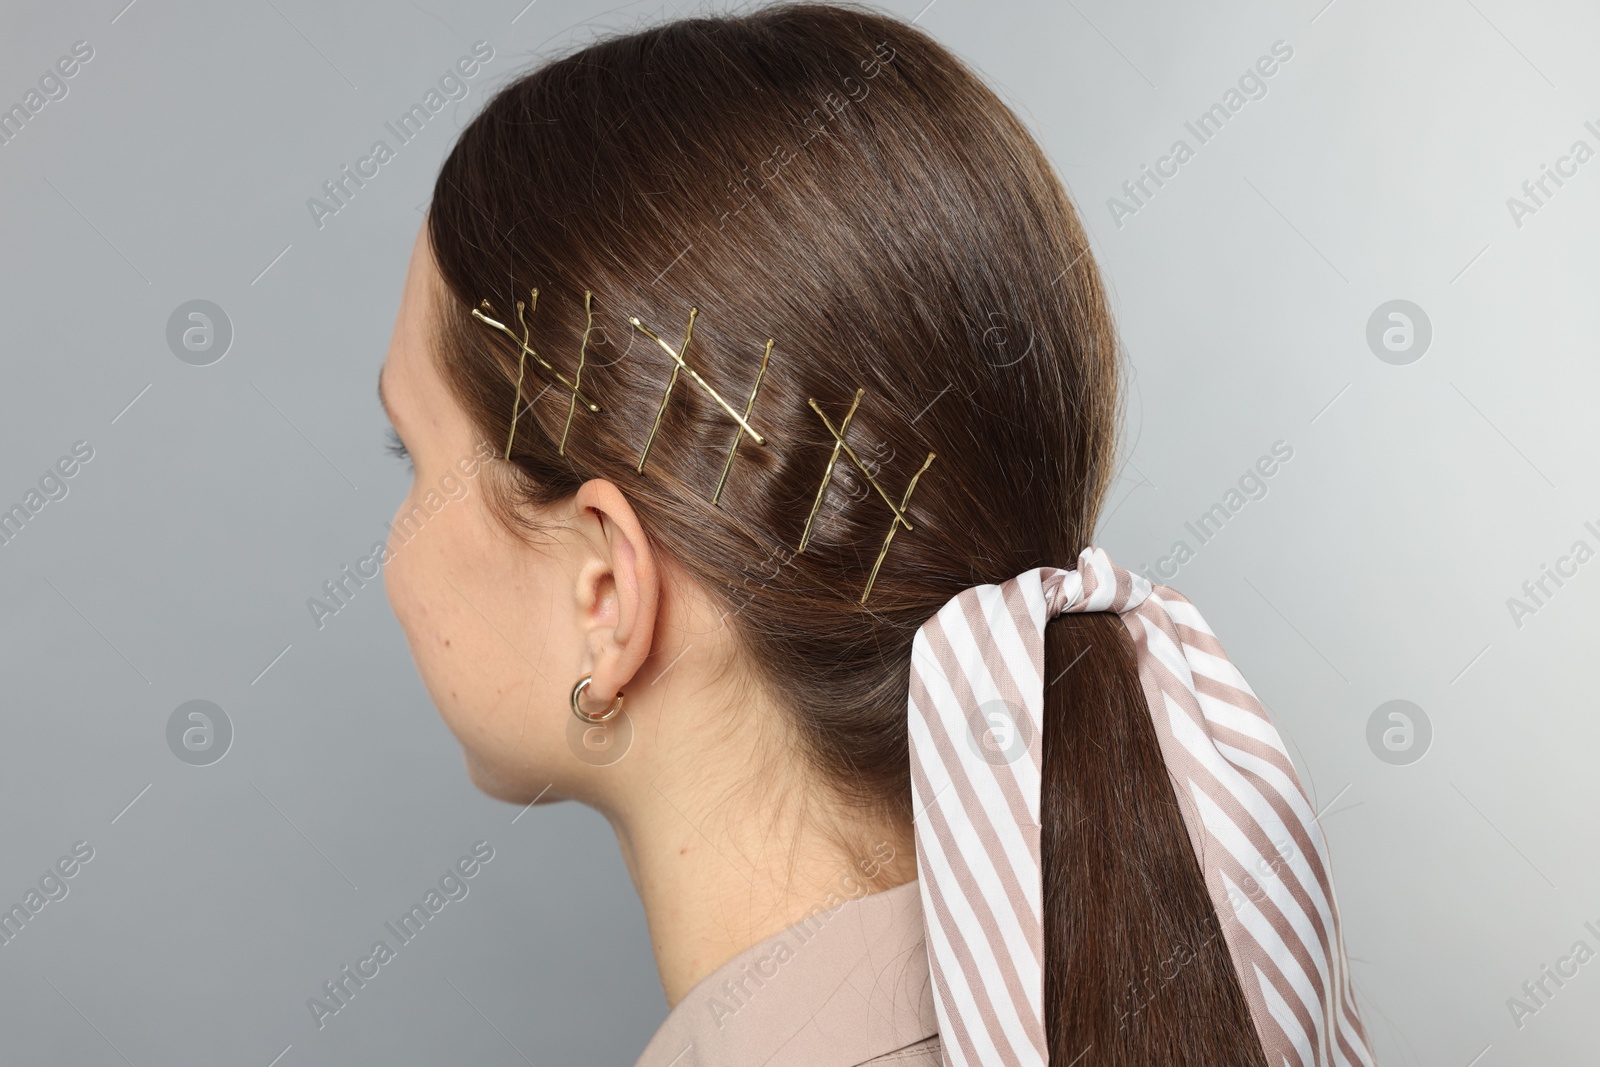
[1042,613,1267,1064]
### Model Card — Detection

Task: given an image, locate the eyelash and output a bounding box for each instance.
[385,427,412,470]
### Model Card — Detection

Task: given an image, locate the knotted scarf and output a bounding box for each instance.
[907,546,1373,1066]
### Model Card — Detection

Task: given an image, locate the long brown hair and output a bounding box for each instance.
[424,4,1266,1062]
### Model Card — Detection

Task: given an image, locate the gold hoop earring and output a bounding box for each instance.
[571,674,624,724]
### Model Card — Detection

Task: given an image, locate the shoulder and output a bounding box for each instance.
[858,1035,941,1065]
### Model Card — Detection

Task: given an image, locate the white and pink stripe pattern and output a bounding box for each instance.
[907,546,1372,1066]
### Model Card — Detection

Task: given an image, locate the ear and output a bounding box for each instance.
[571,479,659,707]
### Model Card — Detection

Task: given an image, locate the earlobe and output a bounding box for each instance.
[572,480,658,703]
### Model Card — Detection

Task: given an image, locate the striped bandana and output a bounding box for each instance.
[906,546,1373,1066]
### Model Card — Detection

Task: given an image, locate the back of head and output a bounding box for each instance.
[426,3,1267,1061]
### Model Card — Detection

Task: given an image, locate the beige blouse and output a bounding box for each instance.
[633,880,942,1066]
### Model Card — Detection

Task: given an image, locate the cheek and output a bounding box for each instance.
[382,504,426,636]
[382,497,546,722]
[379,477,575,798]
[382,493,470,698]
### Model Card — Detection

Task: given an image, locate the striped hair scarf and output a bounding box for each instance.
[907,546,1373,1066]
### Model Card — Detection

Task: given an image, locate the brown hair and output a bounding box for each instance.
[424,4,1266,1062]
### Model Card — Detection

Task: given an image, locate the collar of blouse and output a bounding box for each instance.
[633,879,937,1067]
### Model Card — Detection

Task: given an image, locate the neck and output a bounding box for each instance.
[601,748,915,1007]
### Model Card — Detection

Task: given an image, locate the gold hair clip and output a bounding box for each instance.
[472,291,602,458]
[801,388,937,603]
[560,291,596,457]
[629,308,770,476]
[712,338,773,505]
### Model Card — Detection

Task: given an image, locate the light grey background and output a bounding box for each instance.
[1,0,1594,1063]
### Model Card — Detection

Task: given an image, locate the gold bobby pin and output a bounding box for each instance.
[630,308,769,475]
[712,338,774,506]
[801,388,937,603]
[472,293,602,459]
[559,291,595,456]
[503,290,534,458]
[861,450,936,604]
[631,308,691,473]
[798,389,862,552]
